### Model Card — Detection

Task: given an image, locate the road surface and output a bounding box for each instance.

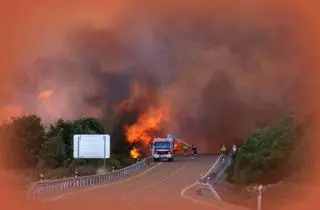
[40,155,241,210]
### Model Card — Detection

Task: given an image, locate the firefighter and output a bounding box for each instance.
[192,144,198,156]
[182,144,189,156]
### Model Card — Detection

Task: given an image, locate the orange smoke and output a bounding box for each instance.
[37,90,53,101]
[1,1,320,210]
[0,105,22,123]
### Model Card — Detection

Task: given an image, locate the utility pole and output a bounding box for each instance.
[257,184,263,210]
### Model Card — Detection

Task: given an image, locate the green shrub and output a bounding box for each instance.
[226,112,312,186]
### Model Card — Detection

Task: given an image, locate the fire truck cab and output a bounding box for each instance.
[151,135,175,162]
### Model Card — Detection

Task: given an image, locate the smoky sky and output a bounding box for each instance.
[16,8,307,152]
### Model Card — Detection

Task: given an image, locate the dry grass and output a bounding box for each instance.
[215,174,311,210]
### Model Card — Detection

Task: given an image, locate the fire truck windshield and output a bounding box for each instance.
[154,141,170,149]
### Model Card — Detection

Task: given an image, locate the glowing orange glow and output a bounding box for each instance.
[0,105,22,123]
[173,141,180,153]
[130,147,141,159]
[38,90,53,101]
[125,106,169,146]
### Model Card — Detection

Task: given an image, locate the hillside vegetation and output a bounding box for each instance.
[0,115,137,181]
[226,112,315,187]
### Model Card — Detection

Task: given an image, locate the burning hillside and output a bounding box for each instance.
[3,1,310,154]
[125,106,169,145]
[125,106,170,158]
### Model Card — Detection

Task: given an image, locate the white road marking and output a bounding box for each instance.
[45,162,162,202]
[180,182,219,208]
[202,155,222,179]
[180,155,222,208]
[123,162,190,209]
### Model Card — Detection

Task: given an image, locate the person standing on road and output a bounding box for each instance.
[192,144,198,156]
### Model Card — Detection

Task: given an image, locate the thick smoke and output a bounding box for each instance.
[2,1,320,210]
[12,2,307,153]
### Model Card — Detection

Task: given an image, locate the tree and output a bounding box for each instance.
[38,136,66,169]
[227,112,298,185]
[39,117,107,169]
[2,115,46,169]
[287,114,316,180]
[0,113,135,174]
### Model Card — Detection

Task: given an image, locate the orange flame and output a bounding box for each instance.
[130,147,140,159]
[174,141,179,150]
[125,106,169,146]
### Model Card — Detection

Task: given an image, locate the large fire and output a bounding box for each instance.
[125,106,169,158]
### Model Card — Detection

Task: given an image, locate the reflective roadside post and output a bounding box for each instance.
[74,170,79,188]
[40,173,44,182]
[232,145,236,153]
[257,184,263,210]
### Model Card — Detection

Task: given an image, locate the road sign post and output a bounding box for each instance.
[73,134,110,171]
[77,135,80,172]
[103,135,107,170]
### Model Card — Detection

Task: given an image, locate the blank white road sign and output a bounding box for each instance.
[73,134,110,159]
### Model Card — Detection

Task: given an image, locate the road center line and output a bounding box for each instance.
[180,155,222,208]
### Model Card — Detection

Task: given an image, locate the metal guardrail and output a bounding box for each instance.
[27,157,151,199]
[199,153,233,184]
[212,153,233,184]
[196,152,234,199]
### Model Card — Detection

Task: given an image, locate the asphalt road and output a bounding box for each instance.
[40,155,241,210]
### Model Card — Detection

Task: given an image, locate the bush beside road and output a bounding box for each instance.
[216,112,315,209]
[0,115,138,183]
